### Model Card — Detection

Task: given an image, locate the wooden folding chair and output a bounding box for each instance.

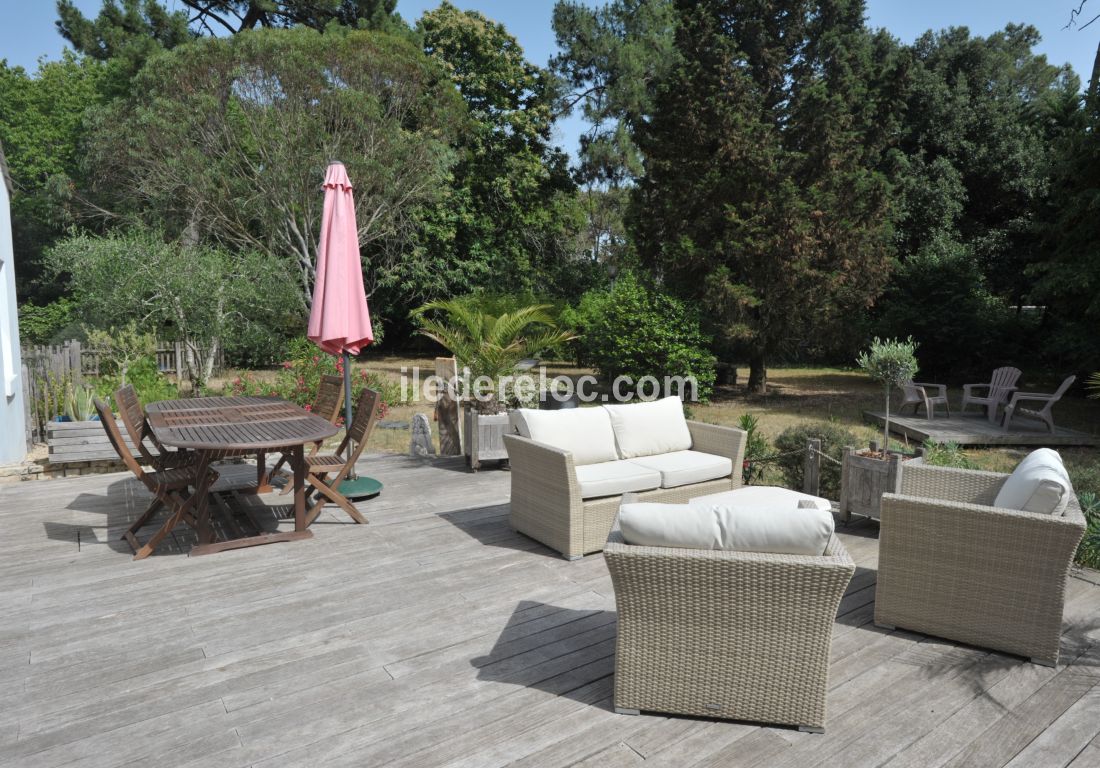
[114,384,195,471]
[303,387,381,526]
[272,374,344,493]
[94,397,218,560]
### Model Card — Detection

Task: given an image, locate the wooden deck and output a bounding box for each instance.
[2,455,1099,768]
[864,411,1100,447]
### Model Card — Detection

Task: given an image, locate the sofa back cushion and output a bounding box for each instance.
[510,407,619,466]
[618,500,834,556]
[993,448,1073,516]
[601,396,692,459]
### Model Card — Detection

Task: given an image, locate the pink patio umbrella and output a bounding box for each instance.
[308,162,377,494]
[309,161,374,428]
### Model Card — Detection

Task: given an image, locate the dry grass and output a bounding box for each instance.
[212,358,1099,479]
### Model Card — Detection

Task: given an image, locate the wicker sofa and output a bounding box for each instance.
[502,399,747,559]
[604,525,855,732]
[876,461,1086,666]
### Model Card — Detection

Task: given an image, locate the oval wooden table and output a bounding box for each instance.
[146,396,339,556]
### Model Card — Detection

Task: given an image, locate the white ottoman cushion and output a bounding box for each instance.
[619,501,834,555]
[601,396,692,458]
[994,448,1073,515]
[628,450,733,488]
[510,407,619,466]
[690,485,832,512]
[575,460,662,499]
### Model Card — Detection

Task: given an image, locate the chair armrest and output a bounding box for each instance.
[898,462,1008,506]
[503,434,585,556]
[687,421,746,484]
[1007,392,1055,405]
[912,382,946,396]
[962,383,988,395]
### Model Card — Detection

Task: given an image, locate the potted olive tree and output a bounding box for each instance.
[842,337,921,521]
[412,297,575,470]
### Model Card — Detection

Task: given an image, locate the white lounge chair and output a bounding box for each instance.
[1002,376,1076,433]
[899,381,949,420]
[960,367,1021,423]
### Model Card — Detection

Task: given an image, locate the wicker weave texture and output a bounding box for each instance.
[604,531,854,730]
[504,421,747,559]
[877,468,1086,665]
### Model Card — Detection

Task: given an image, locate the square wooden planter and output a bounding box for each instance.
[840,444,923,522]
[463,407,510,471]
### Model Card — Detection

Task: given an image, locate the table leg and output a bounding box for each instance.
[293,444,306,533]
[254,449,274,493]
[193,450,218,544]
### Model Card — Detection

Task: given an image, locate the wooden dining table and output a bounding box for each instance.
[145,396,339,556]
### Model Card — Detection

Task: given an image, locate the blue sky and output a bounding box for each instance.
[2,0,1097,156]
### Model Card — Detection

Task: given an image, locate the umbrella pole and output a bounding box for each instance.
[343,350,356,480]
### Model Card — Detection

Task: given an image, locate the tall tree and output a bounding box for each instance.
[0,53,106,303]
[416,2,586,298]
[80,26,465,323]
[631,0,901,392]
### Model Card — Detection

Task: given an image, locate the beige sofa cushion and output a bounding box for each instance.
[510,407,619,466]
[601,396,692,459]
[575,461,662,499]
[628,450,732,489]
[993,448,1073,515]
[619,501,834,555]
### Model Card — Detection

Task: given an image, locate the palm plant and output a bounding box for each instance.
[412,297,576,414]
[1087,372,1099,399]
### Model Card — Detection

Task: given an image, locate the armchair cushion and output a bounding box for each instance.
[993,448,1073,516]
[510,407,618,466]
[618,500,834,555]
[574,460,662,499]
[628,450,733,488]
[602,396,692,458]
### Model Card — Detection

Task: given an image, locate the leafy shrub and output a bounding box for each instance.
[921,440,978,470]
[93,356,180,406]
[774,422,858,499]
[563,272,715,401]
[738,414,770,485]
[225,338,402,420]
[18,298,76,345]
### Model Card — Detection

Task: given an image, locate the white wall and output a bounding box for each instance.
[0,166,26,464]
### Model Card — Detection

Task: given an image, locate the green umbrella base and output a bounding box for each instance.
[338,476,383,499]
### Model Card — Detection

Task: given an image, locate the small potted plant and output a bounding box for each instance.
[412,296,575,470]
[842,337,921,521]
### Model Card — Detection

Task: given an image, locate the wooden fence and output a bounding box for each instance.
[20,339,224,448]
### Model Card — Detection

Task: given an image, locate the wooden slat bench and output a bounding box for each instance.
[46,419,139,464]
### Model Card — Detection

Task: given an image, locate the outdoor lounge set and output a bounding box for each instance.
[502,396,1086,732]
[901,366,1077,432]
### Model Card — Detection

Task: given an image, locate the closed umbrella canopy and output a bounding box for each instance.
[308,161,374,356]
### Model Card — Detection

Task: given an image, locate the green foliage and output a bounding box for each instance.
[921,441,978,470]
[412,296,576,413]
[1088,373,1100,399]
[414,3,587,304]
[563,272,715,401]
[92,355,180,407]
[18,299,77,346]
[737,414,770,485]
[0,53,106,303]
[774,422,858,500]
[63,381,97,422]
[82,26,465,319]
[226,338,400,419]
[84,321,156,386]
[627,0,899,392]
[47,227,300,390]
[1075,492,1100,571]
[857,337,920,389]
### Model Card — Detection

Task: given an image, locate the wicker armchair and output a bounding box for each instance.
[604,527,855,732]
[503,421,745,559]
[876,462,1086,666]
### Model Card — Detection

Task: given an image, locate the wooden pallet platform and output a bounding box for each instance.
[2,454,1099,767]
[864,411,1100,447]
